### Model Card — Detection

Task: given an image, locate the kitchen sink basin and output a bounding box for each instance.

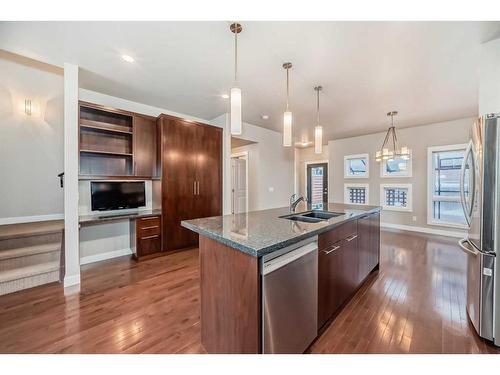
[280,210,344,223]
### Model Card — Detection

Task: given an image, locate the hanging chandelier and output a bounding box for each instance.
[375,111,410,162]
[230,22,242,135]
[314,86,323,154]
[282,62,293,146]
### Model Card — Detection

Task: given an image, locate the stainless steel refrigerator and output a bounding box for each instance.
[459,114,499,346]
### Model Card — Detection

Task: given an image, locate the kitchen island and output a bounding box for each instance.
[182,202,381,354]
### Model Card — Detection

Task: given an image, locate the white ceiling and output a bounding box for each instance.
[1,21,500,142]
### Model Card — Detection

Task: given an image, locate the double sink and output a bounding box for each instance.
[280,210,344,223]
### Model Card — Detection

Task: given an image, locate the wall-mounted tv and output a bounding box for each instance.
[91,181,146,211]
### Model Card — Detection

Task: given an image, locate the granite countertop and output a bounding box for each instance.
[181,202,381,257]
[79,208,162,225]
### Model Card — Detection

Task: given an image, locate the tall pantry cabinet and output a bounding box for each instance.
[157,114,223,251]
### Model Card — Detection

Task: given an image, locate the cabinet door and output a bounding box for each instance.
[369,213,380,270]
[342,234,359,298]
[318,241,344,329]
[357,215,372,283]
[133,115,157,177]
[161,117,198,250]
[195,124,222,219]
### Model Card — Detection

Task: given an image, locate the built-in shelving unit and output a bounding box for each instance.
[79,103,134,177]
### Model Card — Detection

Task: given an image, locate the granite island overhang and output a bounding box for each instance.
[182,202,382,353]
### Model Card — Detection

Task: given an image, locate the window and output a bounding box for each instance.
[344,183,369,205]
[427,144,467,228]
[380,155,412,177]
[344,154,369,178]
[380,184,412,211]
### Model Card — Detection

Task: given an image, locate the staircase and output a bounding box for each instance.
[0,220,64,296]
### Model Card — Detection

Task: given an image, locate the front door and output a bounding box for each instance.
[307,163,328,209]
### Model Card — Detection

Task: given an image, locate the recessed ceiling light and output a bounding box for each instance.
[121,55,135,63]
[261,115,269,120]
[221,94,229,99]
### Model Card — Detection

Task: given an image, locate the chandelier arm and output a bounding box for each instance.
[380,128,390,151]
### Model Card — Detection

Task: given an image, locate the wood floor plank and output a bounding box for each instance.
[0,230,498,354]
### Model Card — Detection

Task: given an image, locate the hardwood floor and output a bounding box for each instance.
[0,230,498,354]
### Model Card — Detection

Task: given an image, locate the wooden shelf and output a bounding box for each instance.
[79,175,154,180]
[80,149,133,157]
[80,118,132,134]
[80,123,133,135]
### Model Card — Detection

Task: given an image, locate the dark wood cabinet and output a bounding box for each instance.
[159,115,222,251]
[131,215,162,258]
[133,115,158,177]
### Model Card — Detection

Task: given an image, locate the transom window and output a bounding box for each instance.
[344,154,369,178]
[380,184,412,212]
[427,144,467,228]
[380,155,412,178]
[344,184,369,205]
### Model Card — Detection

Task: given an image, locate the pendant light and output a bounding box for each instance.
[282,62,293,146]
[375,111,411,162]
[314,86,323,154]
[230,23,242,135]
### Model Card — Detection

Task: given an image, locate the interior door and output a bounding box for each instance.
[161,117,198,250]
[231,157,247,214]
[307,163,328,209]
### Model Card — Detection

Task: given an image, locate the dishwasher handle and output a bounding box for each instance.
[263,241,318,275]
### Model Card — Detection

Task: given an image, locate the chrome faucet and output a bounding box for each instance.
[289,194,305,213]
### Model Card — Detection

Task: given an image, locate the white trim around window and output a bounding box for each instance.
[380,155,412,178]
[427,143,468,229]
[344,183,369,205]
[344,153,369,178]
[380,183,413,212]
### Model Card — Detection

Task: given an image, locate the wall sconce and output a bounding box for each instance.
[24,99,32,116]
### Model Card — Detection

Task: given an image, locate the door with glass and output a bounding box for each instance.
[307,163,328,210]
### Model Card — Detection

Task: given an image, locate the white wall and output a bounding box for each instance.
[479,37,500,116]
[214,114,295,212]
[0,50,64,224]
[328,117,474,236]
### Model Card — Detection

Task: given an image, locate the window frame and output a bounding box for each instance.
[344,183,370,205]
[426,143,468,229]
[380,183,413,212]
[344,153,369,178]
[380,154,412,178]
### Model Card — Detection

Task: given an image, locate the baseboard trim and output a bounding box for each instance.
[380,222,466,238]
[80,248,133,265]
[0,214,64,226]
[63,274,81,288]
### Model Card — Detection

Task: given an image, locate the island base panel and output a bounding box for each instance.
[199,236,260,354]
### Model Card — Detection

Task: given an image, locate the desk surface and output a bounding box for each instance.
[79,209,161,225]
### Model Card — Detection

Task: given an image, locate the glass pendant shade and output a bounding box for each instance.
[314,125,323,154]
[283,111,292,146]
[230,87,242,135]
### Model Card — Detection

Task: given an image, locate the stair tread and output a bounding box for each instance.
[0,243,61,260]
[0,261,60,283]
[0,220,63,241]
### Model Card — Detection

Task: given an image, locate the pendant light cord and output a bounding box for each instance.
[286,67,290,110]
[316,88,320,125]
[234,26,238,83]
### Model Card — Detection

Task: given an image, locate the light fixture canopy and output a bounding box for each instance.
[314,86,323,154]
[121,54,135,63]
[230,22,243,135]
[282,62,293,146]
[375,111,411,162]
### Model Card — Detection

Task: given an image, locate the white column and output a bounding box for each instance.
[479,37,500,116]
[63,63,80,287]
[222,113,233,215]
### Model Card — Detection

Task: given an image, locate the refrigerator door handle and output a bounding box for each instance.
[458,238,479,256]
[460,141,473,227]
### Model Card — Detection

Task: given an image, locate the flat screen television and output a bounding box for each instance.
[91,181,146,211]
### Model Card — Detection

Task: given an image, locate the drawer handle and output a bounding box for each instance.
[346,234,358,242]
[323,245,340,255]
[140,225,159,230]
[140,216,159,221]
[140,234,160,240]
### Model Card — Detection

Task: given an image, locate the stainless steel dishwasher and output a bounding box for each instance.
[261,237,318,354]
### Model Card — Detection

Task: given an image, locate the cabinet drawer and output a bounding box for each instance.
[137,216,160,229]
[138,225,161,237]
[318,220,357,250]
[137,235,161,256]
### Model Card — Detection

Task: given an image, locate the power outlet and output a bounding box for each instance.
[268,187,274,192]
[412,216,417,222]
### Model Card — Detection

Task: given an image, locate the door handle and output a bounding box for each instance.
[323,245,341,255]
[459,141,473,227]
[194,181,196,195]
[196,181,200,195]
[346,234,358,242]
[458,238,479,256]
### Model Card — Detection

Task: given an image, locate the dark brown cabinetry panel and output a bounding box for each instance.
[131,215,162,258]
[369,212,380,270]
[133,115,158,177]
[159,115,222,251]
